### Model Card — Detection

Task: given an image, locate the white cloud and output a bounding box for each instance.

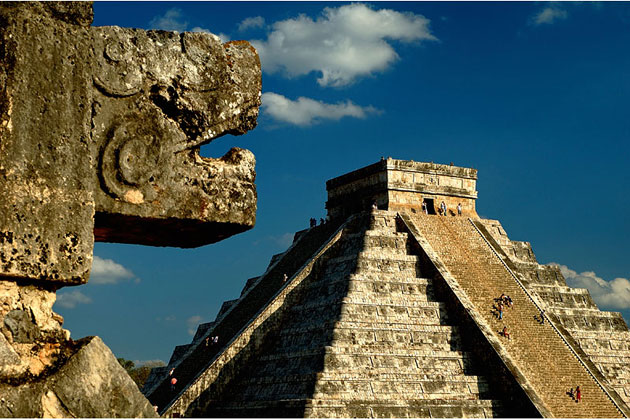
[262,92,381,126]
[187,315,203,336]
[149,8,188,32]
[217,33,231,43]
[532,6,568,25]
[252,3,437,87]
[238,16,265,32]
[56,290,92,309]
[149,10,228,42]
[91,256,135,285]
[190,26,210,33]
[190,27,230,43]
[550,263,630,309]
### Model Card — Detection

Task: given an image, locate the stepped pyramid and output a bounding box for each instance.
[145,158,630,418]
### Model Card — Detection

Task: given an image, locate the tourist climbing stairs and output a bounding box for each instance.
[171,211,507,417]
[402,213,624,418]
[145,217,346,415]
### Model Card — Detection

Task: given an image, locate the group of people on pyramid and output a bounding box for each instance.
[496,293,514,340]
[422,200,463,216]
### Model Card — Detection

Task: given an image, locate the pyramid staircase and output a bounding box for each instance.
[401,213,625,418]
[151,211,520,417]
[476,218,630,408]
[146,210,630,418]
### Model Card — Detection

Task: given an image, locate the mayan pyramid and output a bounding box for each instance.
[144,158,630,418]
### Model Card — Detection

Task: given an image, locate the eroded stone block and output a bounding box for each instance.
[0,2,261,285]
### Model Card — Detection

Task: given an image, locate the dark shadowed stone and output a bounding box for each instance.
[0,332,20,365]
[3,310,40,343]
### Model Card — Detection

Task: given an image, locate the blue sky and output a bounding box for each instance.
[54,2,630,366]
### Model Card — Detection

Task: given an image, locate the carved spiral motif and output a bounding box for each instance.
[100,115,164,203]
[93,29,142,97]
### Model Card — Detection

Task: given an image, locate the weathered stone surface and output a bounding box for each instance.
[0,2,261,417]
[0,336,158,418]
[3,310,40,343]
[91,27,260,248]
[326,158,478,221]
[0,280,67,379]
[0,332,20,365]
[0,2,96,285]
[0,2,261,285]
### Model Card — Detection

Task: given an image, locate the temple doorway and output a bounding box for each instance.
[423,198,436,215]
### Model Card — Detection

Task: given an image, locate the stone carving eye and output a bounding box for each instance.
[100,115,164,203]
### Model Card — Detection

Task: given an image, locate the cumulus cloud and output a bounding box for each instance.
[238,16,265,32]
[262,92,380,126]
[252,3,437,87]
[187,315,203,336]
[190,26,210,33]
[549,263,630,309]
[191,27,230,42]
[56,290,92,309]
[149,8,188,32]
[532,6,568,25]
[91,256,135,285]
[150,10,228,41]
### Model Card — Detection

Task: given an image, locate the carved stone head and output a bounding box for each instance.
[0,3,262,285]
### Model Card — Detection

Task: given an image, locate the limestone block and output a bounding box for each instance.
[91,28,260,248]
[0,3,95,284]
[0,336,157,418]
[0,2,261,285]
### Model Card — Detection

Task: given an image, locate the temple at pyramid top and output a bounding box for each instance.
[326,158,478,220]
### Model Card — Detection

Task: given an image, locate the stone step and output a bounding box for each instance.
[255,356,476,379]
[569,330,630,341]
[357,249,419,260]
[305,399,501,419]
[340,294,439,306]
[297,279,437,305]
[361,231,410,250]
[276,326,460,350]
[578,346,630,358]
[529,284,589,294]
[347,281,437,299]
[235,371,489,388]
[230,380,489,402]
[204,398,501,419]
[334,320,462,334]
[406,214,624,418]
[255,346,475,364]
[291,295,444,313]
[348,272,433,284]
